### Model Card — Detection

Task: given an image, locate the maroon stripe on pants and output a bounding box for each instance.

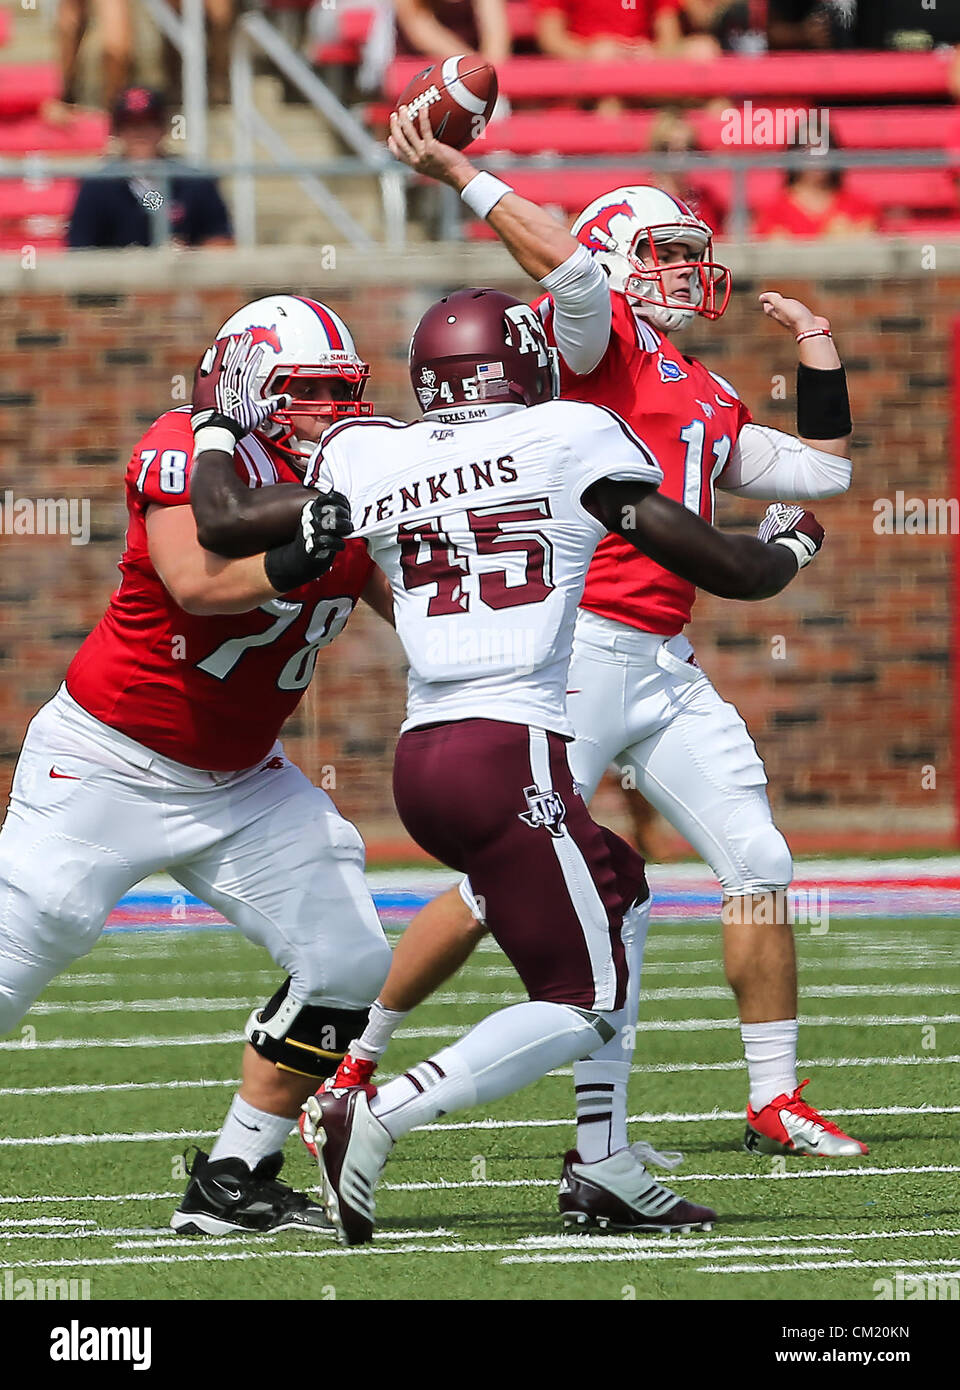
[393,719,646,1011]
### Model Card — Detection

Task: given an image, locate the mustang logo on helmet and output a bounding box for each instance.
[576,200,633,254]
[246,325,282,353]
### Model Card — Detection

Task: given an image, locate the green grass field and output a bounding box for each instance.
[1,912,958,1301]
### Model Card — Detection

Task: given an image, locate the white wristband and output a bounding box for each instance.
[193,424,238,458]
[773,535,814,570]
[460,172,513,219]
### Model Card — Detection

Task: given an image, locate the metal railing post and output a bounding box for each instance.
[181,0,208,161]
[230,31,256,247]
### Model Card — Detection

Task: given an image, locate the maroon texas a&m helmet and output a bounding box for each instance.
[409,288,558,414]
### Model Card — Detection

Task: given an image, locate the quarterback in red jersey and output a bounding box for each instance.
[313,108,865,1230]
[0,295,399,1236]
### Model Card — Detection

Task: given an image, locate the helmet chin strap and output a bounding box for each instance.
[633,301,696,334]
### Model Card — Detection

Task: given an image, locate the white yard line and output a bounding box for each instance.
[24,983,960,1020]
[0,1078,241,1098]
[695,1257,960,1276]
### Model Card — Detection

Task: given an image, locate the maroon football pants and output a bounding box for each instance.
[393,719,648,1011]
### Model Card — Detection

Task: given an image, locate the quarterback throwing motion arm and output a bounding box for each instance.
[389,105,612,375]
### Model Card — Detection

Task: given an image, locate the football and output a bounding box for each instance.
[393,55,499,151]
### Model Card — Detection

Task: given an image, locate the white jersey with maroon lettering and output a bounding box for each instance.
[306,399,663,736]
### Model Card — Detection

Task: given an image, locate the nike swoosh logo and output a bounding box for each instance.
[236,1120,262,1132]
[49,768,80,780]
[566,690,581,695]
[202,1181,243,1204]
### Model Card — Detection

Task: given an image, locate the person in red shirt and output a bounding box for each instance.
[535,0,682,57]
[0,295,400,1237]
[755,149,877,239]
[315,107,865,1234]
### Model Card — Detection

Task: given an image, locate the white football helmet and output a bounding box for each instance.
[571,185,732,333]
[215,294,371,464]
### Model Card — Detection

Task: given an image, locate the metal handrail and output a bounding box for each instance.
[139,0,207,161]
[231,10,406,248]
[2,148,954,246]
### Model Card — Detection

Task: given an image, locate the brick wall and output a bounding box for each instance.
[0,264,955,855]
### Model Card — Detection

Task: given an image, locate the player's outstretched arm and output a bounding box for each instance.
[191,454,317,558]
[148,494,350,615]
[389,106,587,283]
[583,479,821,602]
[389,107,611,373]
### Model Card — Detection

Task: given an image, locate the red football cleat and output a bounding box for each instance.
[744,1079,869,1157]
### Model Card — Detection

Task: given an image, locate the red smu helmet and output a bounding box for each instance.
[409,288,559,413]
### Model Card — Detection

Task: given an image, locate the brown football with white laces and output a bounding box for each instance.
[394,55,499,151]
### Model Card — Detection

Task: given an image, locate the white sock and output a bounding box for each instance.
[350,999,409,1062]
[209,1093,297,1169]
[371,1000,604,1141]
[741,1019,799,1111]
[573,895,650,1162]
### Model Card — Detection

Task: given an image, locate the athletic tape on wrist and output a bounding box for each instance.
[460,172,513,219]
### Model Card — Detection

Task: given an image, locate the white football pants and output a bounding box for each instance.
[566,610,793,896]
[0,686,391,1036]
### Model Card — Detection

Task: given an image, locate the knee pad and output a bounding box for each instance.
[244,978,371,1081]
[723,822,793,895]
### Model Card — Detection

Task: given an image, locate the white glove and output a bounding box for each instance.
[192,330,292,444]
[757,502,825,570]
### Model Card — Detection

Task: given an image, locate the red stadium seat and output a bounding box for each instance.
[0,179,76,251]
[0,113,109,156]
[0,64,60,118]
[386,51,955,106]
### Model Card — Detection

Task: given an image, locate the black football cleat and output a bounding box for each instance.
[559,1145,717,1234]
[170,1147,334,1236]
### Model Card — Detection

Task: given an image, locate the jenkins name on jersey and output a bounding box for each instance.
[306,399,663,738]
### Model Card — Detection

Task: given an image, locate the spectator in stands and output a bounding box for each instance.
[534,0,685,59]
[754,141,876,238]
[68,88,233,249]
[852,1,960,51]
[649,109,727,231]
[395,0,511,61]
[700,1,852,52]
[161,0,236,106]
[53,0,132,113]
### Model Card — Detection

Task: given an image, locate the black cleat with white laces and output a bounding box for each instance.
[170,1148,334,1236]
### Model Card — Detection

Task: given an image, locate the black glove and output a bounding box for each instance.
[264,493,353,593]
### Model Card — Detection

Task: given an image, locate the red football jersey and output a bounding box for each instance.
[536,292,752,636]
[66,408,374,771]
